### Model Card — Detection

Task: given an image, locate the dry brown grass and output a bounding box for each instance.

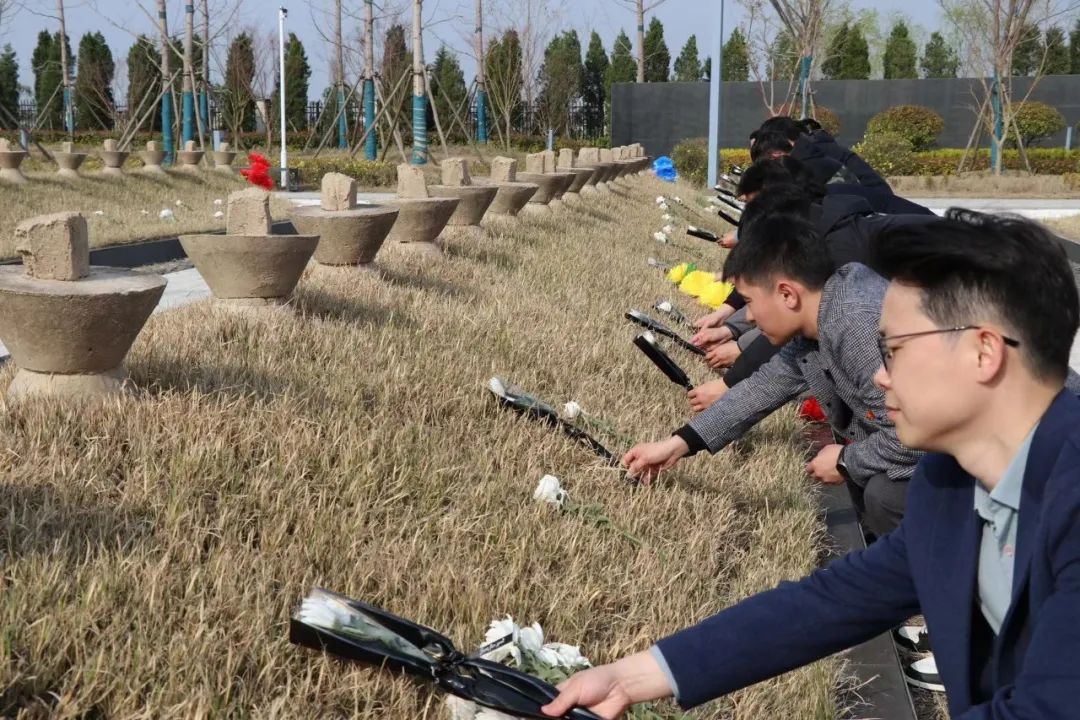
[0,172,295,259]
[1046,215,1080,242]
[0,177,847,718]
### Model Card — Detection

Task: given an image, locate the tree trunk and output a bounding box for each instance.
[335,0,348,148]
[182,0,195,146]
[474,0,488,143]
[57,0,73,136]
[411,0,427,164]
[636,0,645,82]
[363,0,377,159]
[157,0,174,164]
[200,0,210,136]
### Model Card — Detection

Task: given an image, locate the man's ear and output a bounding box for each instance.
[973,329,1010,383]
[777,279,801,311]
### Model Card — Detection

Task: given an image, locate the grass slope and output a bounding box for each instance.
[0,176,845,718]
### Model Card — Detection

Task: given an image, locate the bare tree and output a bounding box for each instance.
[612,0,670,83]
[766,0,831,116]
[490,0,565,107]
[738,0,800,113]
[941,0,1078,174]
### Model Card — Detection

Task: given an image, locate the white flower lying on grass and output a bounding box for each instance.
[488,377,507,397]
[159,208,174,220]
[643,330,657,344]
[657,300,673,313]
[533,475,567,507]
[655,196,665,205]
[213,198,223,206]
[662,224,674,235]
[141,209,149,215]
[653,231,669,244]
[93,210,104,216]
[673,196,682,203]
[562,401,581,420]
[214,211,224,218]
[662,213,673,222]
[175,199,184,207]
[658,202,669,212]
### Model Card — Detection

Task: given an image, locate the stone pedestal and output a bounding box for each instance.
[139,150,167,175]
[100,150,129,177]
[179,234,319,305]
[384,197,459,257]
[0,266,165,403]
[212,151,237,173]
[0,148,28,184]
[55,152,87,179]
[290,205,399,267]
[516,173,565,210]
[428,185,498,226]
[178,150,205,172]
[476,181,538,217]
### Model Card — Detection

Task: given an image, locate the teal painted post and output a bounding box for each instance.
[990,69,1003,171]
[412,93,428,164]
[162,92,174,165]
[363,78,377,159]
[798,55,812,117]
[476,89,488,143]
[337,86,348,149]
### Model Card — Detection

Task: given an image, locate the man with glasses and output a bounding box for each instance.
[545,211,1080,719]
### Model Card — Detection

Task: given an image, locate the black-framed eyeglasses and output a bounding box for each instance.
[878,326,1021,371]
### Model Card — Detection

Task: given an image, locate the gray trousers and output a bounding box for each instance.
[846,473,909,538]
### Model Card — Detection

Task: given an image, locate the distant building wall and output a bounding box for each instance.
[611,76,1080,157]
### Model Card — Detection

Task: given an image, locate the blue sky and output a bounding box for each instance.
[0,0,955,104]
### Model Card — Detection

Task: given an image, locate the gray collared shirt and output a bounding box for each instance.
[975,425,1036,634]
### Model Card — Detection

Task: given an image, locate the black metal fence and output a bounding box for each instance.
[12,97,608,141]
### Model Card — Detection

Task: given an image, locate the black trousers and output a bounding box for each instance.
[724,334,781,387]
[846,472,909,538]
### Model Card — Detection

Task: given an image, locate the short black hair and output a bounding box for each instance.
[798,117,824,134]
[723,211,834,291]
[758,115,805,142]
[749,131,794,162]
[738,183,817,229]
[875,209,1079,382]
[737,156,825,199]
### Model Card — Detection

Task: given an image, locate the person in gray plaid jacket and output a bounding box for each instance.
[624,210,920,536]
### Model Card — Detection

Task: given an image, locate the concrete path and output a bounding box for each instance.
[909,197,1079,220]
[275,190,394,208]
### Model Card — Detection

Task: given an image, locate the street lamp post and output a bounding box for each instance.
[279,7,288,189]
[706,1,724,189]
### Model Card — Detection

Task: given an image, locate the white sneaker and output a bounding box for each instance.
[894,625,931,653]
[904,655,945,693]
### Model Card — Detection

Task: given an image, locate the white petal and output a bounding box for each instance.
[93,210,104,216]
[663,225,674,235]
[213,198,224,206]
[655,196,665,204]
[643,330,657,344]
[562,401,581,420]
[488,377,506,397]
[175,199,183,206]
[674,196,682,203]
[657,301,672,313]
[214,211,224,218]
[518,623,544,654]
[533,475,566,506]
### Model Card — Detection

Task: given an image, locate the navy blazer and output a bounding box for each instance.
[657,389,1080,719]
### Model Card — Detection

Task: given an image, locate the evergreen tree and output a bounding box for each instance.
[0,44,18,129]
[1070,19,1080,74]
[722,27,749,81]
[223,32,256,134]
[642,17,670,82]
[606,29,636,98]
[74,32,114,130]
[882,21,917,79]
[32,30,70,130]
[537,30,583,134]
[430,45,466,134]
[821,22,849,79]
[702,56,711,81]
[920,31,959,78]
[673,35,702,82]
[381,24,412,132]
[768,30,797,80]
[1011,23,1042,75]
[582,31,608,136]
[282,33,310,131]
[1042,26,1069,75]
[840,24,871,79]
[127,35,161,131]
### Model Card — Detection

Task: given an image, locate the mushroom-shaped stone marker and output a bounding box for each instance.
[54,141,88,179]
[612,146,639,181]
[0,212,166,403]
[426,158,498,242]
[177,140,205,172]
[598,148,623,187]
[384,164,459,260]
[212,141,237,174]
[473,157,538,218]
[180,188,319,310]
[99,139,129,177]
[569,149,602,196]
[517,152,573,215]
[556,149,595,204]
[0,138,28,185]
[579,147,614,192]
[139,140,167,175]
[289,172,399,271]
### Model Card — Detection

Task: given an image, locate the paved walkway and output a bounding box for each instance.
[909,198,1079,220]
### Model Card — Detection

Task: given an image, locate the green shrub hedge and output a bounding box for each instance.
[671,136,1080,186]
[292,156,397,188]
[866,105,944,151]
